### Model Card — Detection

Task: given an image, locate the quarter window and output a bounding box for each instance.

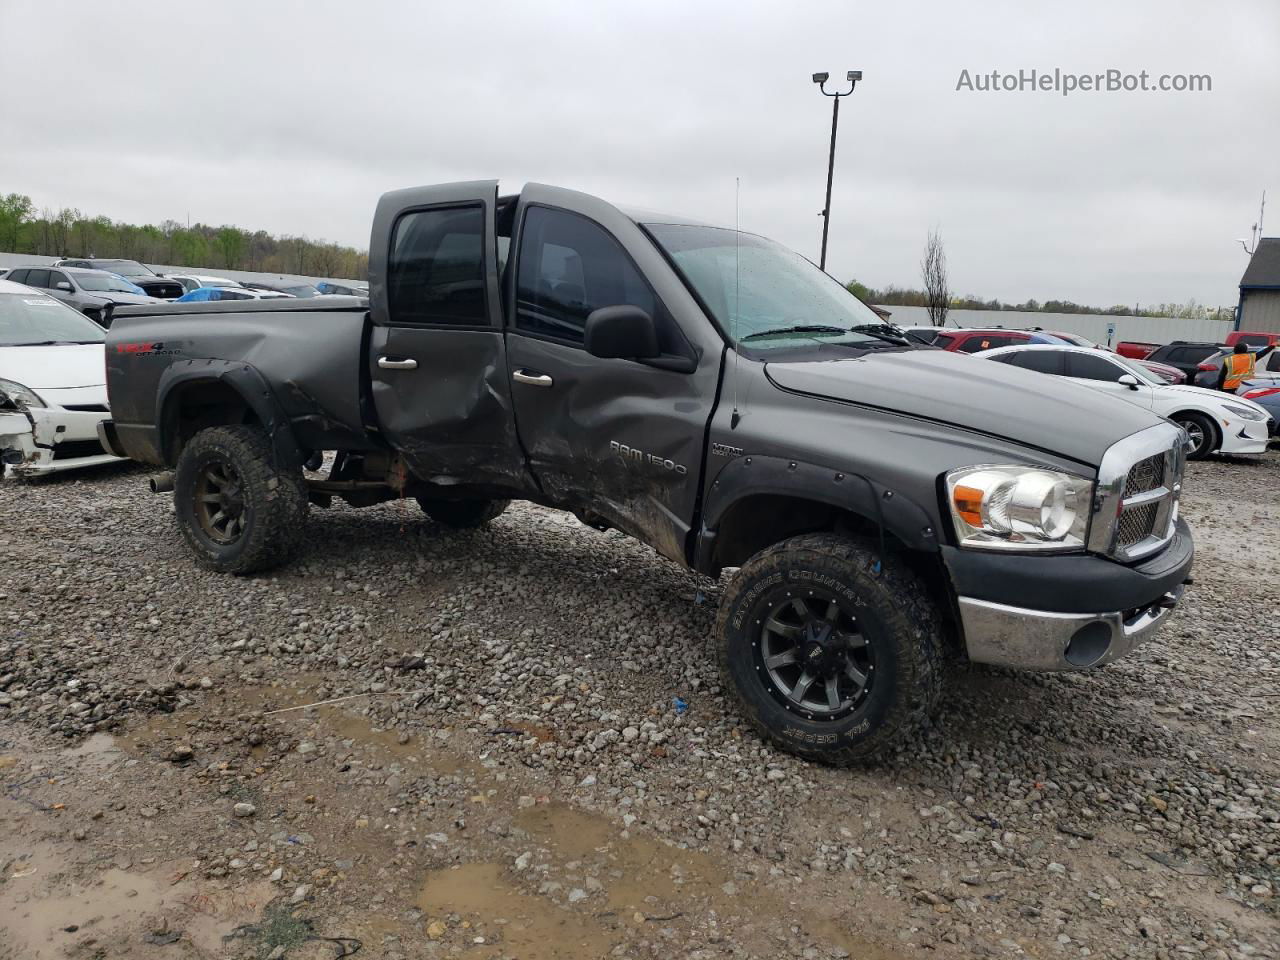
[515,206,657,345]
[388,205,488,326]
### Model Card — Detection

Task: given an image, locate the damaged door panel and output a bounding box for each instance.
[503,185,724,562]
[365,181,528,491]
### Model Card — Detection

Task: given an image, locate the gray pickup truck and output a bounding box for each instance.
[100,181,1194,763]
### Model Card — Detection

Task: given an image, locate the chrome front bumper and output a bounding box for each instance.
[958,584,1184,671]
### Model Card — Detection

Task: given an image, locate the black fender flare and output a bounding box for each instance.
[693,454,940,574]
[156,358,302,468]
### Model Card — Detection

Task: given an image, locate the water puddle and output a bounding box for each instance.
[418,862,619,959]
[0,835,274,959]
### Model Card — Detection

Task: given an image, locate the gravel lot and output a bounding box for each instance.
[1,450,1277,959]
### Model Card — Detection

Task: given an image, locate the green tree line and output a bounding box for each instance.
[845,278,1232,323]
[0,192,368,280]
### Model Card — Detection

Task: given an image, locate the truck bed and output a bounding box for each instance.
[105,298,373,465]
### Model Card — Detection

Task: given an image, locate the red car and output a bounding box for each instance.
[1226,330,1280,349]
[1117,340,1159,360]
[907,328,1066,353]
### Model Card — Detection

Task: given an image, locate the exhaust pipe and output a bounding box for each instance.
[149,472,175,494]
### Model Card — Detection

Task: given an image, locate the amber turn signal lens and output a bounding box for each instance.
[953,485,984,527]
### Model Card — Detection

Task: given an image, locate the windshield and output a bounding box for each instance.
[0,293,106,345]
[74,273,144,293]
[93,259,153,277]
[1112,354,1164,385]
[647,224,892,351]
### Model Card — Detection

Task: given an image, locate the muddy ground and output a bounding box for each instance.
[1,451,1277,959]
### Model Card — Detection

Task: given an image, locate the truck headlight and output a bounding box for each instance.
[0,378,45,409]
[945,465,1090,551]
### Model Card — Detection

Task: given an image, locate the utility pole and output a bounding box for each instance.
[812,70,861,273]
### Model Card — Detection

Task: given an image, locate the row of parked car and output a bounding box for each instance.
[901,324,1280,458]
[0,271,1275,479]
[0,258,367,327]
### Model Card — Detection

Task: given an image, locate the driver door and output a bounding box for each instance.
[1066,352,1154,408]
[502,185,722,562]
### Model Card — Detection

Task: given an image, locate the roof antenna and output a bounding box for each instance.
[731,177,742,429]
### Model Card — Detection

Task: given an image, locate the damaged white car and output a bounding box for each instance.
[0,279,125,477]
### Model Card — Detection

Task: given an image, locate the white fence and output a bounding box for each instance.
[875,304,1234,347]
[0,250,1236,347]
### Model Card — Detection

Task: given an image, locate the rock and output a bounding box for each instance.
[233,802,256,818]
[426,920,447,939]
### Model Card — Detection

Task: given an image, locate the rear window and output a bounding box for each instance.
[959,333,1022,353]
[1236,334,1272,347]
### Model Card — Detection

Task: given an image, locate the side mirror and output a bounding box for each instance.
[584,305,659,360]
[1117,373,1140,390]
[56,281,72,292]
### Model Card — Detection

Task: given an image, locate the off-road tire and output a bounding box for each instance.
[716,533,943,765]
[416,497,510,529]
[1172,411,1218,460]
[174,425,308,574]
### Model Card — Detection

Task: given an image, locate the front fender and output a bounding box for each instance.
[693,454,940,574]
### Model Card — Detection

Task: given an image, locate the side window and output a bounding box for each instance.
[25,269,51,288]
[1066,353,1124,382]
[48,270,69,289]
[1009,350,1065,374]
[388,205,488,326]
[932,332,956,349]
[515,206,657,346]
[1267,351,1280,373]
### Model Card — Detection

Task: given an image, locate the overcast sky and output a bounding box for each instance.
[3,0,1276,308]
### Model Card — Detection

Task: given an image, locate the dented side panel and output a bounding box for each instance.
[104,304,370,464]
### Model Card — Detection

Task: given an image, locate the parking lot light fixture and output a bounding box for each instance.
[812,69,862,272]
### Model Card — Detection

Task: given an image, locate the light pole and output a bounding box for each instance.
[812,70,861,273]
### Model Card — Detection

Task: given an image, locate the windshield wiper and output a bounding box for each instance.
[16,340,98,346]
[848,323,911,345]
[740,324,850,342]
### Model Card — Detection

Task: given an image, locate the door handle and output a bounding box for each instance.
[378,356,418,370]
[513,369,554,387]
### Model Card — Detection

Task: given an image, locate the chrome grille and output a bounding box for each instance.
[1116,501,1159,547]
[1088,423,1185,563]
[1123,454,1165,498]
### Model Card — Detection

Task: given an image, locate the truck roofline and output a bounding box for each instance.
[111,297,368,320]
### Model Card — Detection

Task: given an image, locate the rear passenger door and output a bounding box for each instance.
[503,184,722,563]
[366,181,527,491]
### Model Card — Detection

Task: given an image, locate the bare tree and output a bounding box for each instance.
[920,229,950,326]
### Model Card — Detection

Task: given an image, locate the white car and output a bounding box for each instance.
[0,278,126,477]
[979,344,1273,459]
[169,273,245,294]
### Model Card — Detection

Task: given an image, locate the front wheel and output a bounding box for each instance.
[716,534,943,765]
[1172,411,1217,460]
[174,425,308,574]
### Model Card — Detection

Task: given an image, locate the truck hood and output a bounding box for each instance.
[0,343,107,391]
[765,349,1160,466]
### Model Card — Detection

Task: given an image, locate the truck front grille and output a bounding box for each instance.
[1088,423,1185,563]
[1116,500,1160,548]
[1123,454,1165,498]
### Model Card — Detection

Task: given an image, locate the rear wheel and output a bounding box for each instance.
[716,534,943,765]
[1172,411,1217,459]
[174,425,308,574]
[416,497,509,529]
